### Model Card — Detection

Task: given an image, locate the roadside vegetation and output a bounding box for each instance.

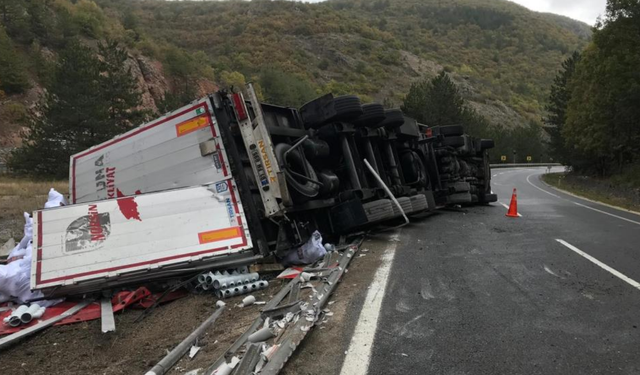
[403,72,546,161]
[0,176,67,243]
[541,0,640,210]
[544,0,640,181]
[542,172,640,213]
[0,0,593,178]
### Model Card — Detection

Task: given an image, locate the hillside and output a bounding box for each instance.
[0,0,590,152]
[110,0,590,121]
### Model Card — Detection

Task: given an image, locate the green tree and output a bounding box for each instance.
[98,40,148,133]
[402,72,465,126]
[563,0,640,174]
[544,51,580,164]
[259,68,316,107]
[10,40,144,177]
[0,25,29,93]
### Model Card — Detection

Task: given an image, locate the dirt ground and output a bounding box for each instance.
[0,233,394,375]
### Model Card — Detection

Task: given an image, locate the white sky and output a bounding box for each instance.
[508,0,606,25]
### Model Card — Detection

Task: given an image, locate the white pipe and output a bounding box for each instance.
[213,273,259,290]
[241,295,256,307]
[248,327,276,343]
[20,304,41,324]
[32,307,46,320]
[364,159,410,225]
[6,305,29,326]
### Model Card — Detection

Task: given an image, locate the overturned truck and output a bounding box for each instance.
[31,84,496,297]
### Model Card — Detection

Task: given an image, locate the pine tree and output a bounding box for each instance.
[544,51,580,164]
[401,71,465,126]
[9,40,145,177]
[98,40,147,134]
[0,25,30,94]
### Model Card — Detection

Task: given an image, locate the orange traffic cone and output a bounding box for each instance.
[506,188,519,218]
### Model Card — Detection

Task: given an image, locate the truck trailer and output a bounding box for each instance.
[32,84,496,296]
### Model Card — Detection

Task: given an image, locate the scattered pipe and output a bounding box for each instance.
[247,327,277,343]
[240,295,256,307]
[213,272,259,289]
[216,280,268,299]
[20,304,42,324]
[5,305,29,327]
[145,305,226,375]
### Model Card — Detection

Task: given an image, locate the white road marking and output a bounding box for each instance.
[499,201,522,217]
[556,239,640,291]
[527,172,640,226]
[340,232,399,375]
[526,173,561,198]
[492,174,498,177]
[571,201,640,226]
[542,182,640,217]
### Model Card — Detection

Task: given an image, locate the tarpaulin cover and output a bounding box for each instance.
[0,287,186,336]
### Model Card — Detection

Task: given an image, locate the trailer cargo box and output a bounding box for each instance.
[70,98,230,204]
[31,184,255,296]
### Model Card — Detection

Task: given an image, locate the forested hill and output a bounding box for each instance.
[0,0,590,148]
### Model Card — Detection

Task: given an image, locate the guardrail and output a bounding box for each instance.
[490,163,563,169]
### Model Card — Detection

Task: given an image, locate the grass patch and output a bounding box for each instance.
[542,172,640,212]
[0,176,68,243]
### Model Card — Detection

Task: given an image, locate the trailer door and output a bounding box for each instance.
[71,98,231,204]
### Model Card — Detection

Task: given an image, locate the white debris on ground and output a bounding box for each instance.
[0,189,66,307]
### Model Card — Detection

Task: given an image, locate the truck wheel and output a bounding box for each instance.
[448,192,472,204]
[441,136,465,148]
[436,125,464,136]
[333,95,364,121]
[481,193,498,203]
[480,139,495,150]
[379,109,405,129]
[275,143,320,198]
[354,103,386,128]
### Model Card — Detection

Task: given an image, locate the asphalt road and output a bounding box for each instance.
[347,167,640,375]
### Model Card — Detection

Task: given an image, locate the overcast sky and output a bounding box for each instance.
[508,0,606,25]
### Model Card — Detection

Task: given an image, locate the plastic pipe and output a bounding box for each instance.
[145,305,225,375]
[213,273,259,290]
[247,327,276,343]
[20,304,41,324]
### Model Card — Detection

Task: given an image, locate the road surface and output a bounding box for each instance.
[337,167,640,375]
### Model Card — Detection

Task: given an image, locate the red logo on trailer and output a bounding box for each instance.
[116,189,142,221]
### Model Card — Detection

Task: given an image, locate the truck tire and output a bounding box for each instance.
[481,193,498,203]
[363,199,394,222]
[441,136,465,148]
[436,125,464,136]
[379,109,405,129]
[409,194,429,213]
[300,95,363,129]
[333,95,364,121]
[354,103,386,128]
[275,143,320,198]
[448,192,472,204]
[480,139,495,150]
[391,197,413,217]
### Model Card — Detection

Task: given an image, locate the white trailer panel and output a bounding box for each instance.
[71,98,231,204]
[31,184,252,290]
